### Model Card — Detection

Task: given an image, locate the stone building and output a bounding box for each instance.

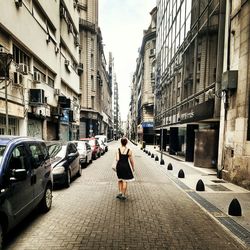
[78,0,111,139]
[0,0,80,140]
[129,7,156,144]
[218,0,250,189]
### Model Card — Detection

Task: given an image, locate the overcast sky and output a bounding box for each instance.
[99,0,156,121]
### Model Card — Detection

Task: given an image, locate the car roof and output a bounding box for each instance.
[80,138,96,141]
[0,136,44,146]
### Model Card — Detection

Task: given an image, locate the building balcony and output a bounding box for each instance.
[79,18,96,33]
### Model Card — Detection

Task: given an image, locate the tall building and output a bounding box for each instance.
[113,73,120,139]
[0,0,112,141]
[135,7,157,144]
[0,0,80,140]
[155,0,222,168]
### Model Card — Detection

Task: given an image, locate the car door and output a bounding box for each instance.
[86,143,92,162]
[67,143,78,176]
[27,142,50,203]
[4,144,34,221]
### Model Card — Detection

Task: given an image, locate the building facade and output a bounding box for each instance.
[155,0,222,169]
[0,0,112,141]
[218,0,250,189]
[129,7,157,144]
[0,0,80,140]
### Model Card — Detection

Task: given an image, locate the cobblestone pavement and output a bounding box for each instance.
[3,141,247,250]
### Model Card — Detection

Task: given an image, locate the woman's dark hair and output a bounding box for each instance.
[121,138,128,146]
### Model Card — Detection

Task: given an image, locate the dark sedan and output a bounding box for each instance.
[46,141,81,188]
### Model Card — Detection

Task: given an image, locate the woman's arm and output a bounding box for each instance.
[128,151,135,171]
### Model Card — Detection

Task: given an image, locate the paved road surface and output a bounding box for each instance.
[4,141,246,249]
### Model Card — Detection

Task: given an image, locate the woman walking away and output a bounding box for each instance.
[115,138,135,200]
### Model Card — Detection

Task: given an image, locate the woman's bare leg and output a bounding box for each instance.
[122,181,127,196]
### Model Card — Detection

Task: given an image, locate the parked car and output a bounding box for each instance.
[80,138,101,160]
[0,136,53,248]
[46,141,81,188]
[72,140,92,167]
[95,135,108,152]
[97,139,105,155]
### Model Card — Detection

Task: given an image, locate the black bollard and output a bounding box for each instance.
[196,179,205,191]
[151,153,154,158]
[228,198,242,216]
[167,163,173,170]
[178,169,185,178]
[148,151,151,156]
[160,158,165,165]
[155,155,159,161]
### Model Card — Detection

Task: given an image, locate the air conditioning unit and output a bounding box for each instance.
[29,89,45,105]
[13,72,23,85]
[33,71,41,83]
[15,0,22,7]
[77,63,83,75]
[54,88,60,95]
[35,106,46,117]
[74,36,80,47]
[68,23,73,33]
[55,45,59,54]
[46,34,50,43]
[60,6,66,18]
[17,63,28,75]
[0,47,5,53]
[65,60,70,66]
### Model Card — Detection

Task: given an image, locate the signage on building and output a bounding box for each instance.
[142,122,154,128]
[60,109,69,124]
[180,99,214,123]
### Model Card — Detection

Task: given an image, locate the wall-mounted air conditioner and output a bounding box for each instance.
[15,0,22,7]
[54,88,60,95]
[29,89,45,105]
[65,60,70,66]
[33,71,41,83]
[17,63,28,75]
[0,47,5,53]
[13,72,23,86]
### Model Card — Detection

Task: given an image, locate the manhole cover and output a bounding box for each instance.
[207,184,231,191]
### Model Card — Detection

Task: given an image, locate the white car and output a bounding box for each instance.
[73,141,92,167]
[95,135,108,152]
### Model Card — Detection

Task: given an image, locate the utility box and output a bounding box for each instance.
[222,70,238,91]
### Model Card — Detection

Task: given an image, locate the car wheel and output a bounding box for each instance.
[65,170,71,188]
[77,164,82,177]
[40,185,52,213]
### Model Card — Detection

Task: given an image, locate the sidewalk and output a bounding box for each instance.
[137,143,250,246]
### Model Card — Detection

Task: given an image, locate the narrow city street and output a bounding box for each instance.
[3,141,246,250]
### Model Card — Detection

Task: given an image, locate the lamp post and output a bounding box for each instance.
[0,49,13,135]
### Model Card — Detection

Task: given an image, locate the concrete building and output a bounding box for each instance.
[0,0,80,140]
[78,0,111,139]
[128,7,156,144]
[155,0,222,169]
[218,0,250,189]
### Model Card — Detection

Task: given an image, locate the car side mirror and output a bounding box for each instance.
[10,169,27,182]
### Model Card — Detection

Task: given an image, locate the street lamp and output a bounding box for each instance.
[0,48,13,135]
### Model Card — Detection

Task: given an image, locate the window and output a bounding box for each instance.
[91,54,94,69]
[91,96,95,109]
[13,45,30,68]
[91,75,94,90]
[9,145,27,170]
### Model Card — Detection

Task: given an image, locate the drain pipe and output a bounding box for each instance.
[217,0,229,178]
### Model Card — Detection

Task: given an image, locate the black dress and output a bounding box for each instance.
[116,148,134,181]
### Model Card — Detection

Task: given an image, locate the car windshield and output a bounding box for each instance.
[0,145,6,167]
[48,144,67,158]
[86,140,94,146]
[76,141,86,150]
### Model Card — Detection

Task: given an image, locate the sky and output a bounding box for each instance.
[99,0,156,121]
